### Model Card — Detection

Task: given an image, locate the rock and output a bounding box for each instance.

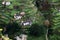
[14,14,22,20]
[20,12,25,16]
[2,1,11,6]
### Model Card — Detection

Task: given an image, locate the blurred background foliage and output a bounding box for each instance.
[0,0,60,40]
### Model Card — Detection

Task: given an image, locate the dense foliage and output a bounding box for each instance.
[0,0,60,40]
[29,23,46,36]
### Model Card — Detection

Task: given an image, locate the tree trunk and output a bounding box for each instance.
[46,28,49,40]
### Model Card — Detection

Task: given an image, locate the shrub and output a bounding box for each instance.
[29,23,45,37]
[5,21,21,38]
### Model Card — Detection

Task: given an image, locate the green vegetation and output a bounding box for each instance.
[0,0,60,40]
[29,23,46,36]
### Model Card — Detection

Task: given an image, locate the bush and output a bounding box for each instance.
[29,23,45,37]
[5,21,21,38]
